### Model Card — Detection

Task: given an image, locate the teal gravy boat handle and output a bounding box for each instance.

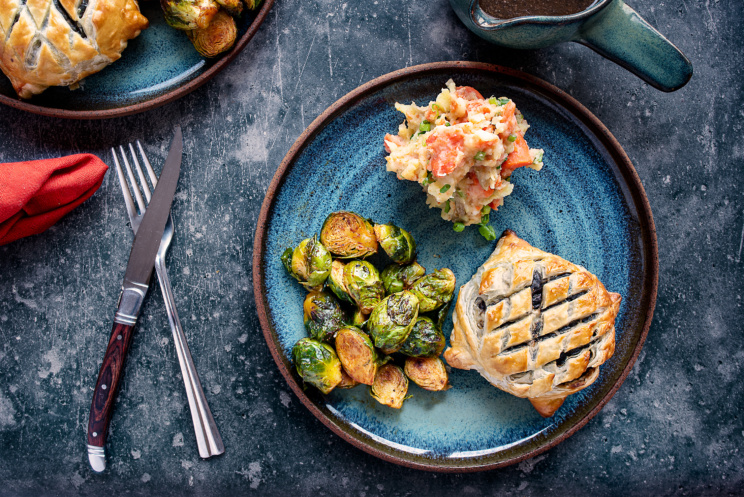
[574,0,693,92]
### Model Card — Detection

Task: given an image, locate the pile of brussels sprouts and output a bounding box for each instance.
[281,211,457,409]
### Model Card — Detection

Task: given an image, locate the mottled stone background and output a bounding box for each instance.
[0,0,742,495]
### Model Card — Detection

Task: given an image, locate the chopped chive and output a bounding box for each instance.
[445,122,451,127]
[456,190,464,198]
[474,151,486,161]
[419,121,431,132]
[481,213,490,224]
[422,171,433,187]
[481,205,491,215]
[443,200,451,213]
[488,97,497,105]
[479,224,497,241]
[453,222,465,232]
[440,184,451,193]
[508,134,517,142]
[498,97,510,105]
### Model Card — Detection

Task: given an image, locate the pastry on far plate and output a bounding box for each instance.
[444,230,621,417]
[0,0,149,98]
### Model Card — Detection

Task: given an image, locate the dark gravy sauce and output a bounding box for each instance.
[479,0,595,19]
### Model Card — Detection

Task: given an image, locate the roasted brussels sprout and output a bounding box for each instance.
[367,291,419,354]
[244,0,261,8]
[399,316,446,357]
[292,338,343,394]
[335,326,384,385]
[161,0,219,30]
[303,290,348,342]
[381,262,426,294]
[371,364,410,409]
[327,260,352,303]
[404,357,451,391]
[186,10,237,57]
[215,0,242,16]
[320,211,378,259]
[343,260,385,314]
[337,368,360,389]
[410,268,456,312]
[374,224,416,264]
[282,236,332,290]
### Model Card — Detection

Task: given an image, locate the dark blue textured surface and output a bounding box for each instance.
[261,69,646,465]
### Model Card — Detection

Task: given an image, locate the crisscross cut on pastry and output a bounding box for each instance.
[0,0,148,98]
[444,230,621,417]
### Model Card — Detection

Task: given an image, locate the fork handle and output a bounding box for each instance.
[87,320,136,471]
[155,256,224,458]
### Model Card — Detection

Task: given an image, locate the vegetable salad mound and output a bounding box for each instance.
[384,79,544,236]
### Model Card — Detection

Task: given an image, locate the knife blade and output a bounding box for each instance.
[86,127,183,472]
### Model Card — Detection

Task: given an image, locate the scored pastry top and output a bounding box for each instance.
[0,0,148,98]
[444,229,621,417]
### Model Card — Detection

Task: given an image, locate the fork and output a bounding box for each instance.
[112,142,224,459]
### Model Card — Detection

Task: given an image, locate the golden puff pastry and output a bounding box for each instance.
[0,0,148,98]
[444,230,621,417]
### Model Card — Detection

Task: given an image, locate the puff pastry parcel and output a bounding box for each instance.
[0,0,148,98]
[444,230,621,417]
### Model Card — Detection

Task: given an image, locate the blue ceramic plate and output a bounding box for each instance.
[0,0,272,119]
[253,62,658,471]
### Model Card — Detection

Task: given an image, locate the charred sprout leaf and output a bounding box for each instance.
[404,357,451,391]
[374,224,416,264]
[244,0,261,9]
[431,300,451,329]
[381,262,425,294]
[343,260,385,314]
[370,364,410,409]
[303,290,348,342]
[399,316,446,358]
[337,368,360,389]
[335,327,380,385]
[285,236,331,290]
[186,10,237,58]
[367,291,419,354]
[410,268,456,312]
[292,338,343,394]
[280,247,293,274]
[162,0,219,30]
[327,260,352,303]
[320,211,378,259]
[351,308,368,328]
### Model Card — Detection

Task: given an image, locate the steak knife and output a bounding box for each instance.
[87,127,183,472]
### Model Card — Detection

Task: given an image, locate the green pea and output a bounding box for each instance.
[453,222,465,232]
[474,151,486,161]
[419,121,431,132]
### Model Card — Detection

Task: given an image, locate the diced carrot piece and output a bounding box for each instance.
[502,134,532,172]
[501,101,516,124]
[466,172,494,198]
[426,129,465,177]
[455,86,484,101]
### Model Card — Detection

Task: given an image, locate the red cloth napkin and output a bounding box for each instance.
[0,153,108,246]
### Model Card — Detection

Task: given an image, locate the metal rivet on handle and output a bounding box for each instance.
[92,432,97,437]
[102,384,107,390]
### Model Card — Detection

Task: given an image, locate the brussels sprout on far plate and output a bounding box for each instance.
[381,262,426,294]
[161,0,220,30]
[292,338,343,394]
[303,290,348,342]
[371,364,410,409]
[282,236,332,291]
[367,291,419,354]
[404,357,451,392]
[320,211,378,259]
[343,260,385,314]
[374,224,417,265]
[399,316,446,358]
[186,10,237,58]
[410,268,456,312]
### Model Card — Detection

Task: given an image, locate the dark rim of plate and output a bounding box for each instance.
[0,0,274,120]
[252,61,659,472]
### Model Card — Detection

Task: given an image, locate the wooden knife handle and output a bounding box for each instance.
[87,321,136,447]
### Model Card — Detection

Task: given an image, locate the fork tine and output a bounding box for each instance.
[137,141,159,187]
[128,143,152,203]
[119,145,147,214]
[112,148,138,226]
